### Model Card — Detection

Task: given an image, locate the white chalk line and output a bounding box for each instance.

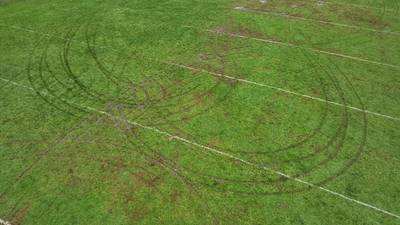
[165,62,400,122]
[197,27,400,70]
[1,76,400,220]
[326,1,398,12]
[234,6,400,36]
[2,24,400,122]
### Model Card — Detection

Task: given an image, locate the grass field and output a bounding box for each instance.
[1,0,400,224]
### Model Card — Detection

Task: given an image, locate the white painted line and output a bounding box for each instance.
[234,6,400,36]
[0,218,11,225]
[165,62,400,122]
[1,76,400,220]
[2,24,400,122]
[326,1,397,12]
[194,27,400,69]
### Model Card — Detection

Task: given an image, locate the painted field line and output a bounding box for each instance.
[165,62,400,122]
[195,27,400,70]
[0,218,11,225]
[326,1,397,12]
[1,76,400,220]
[2,24,400,122]
[234,6,400,36]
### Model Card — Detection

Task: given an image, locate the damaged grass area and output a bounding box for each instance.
[0,0,400,224]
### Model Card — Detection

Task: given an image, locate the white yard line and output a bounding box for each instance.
[6,23,400,70]
[1,76,400,220]
[326,1,398,12]
[234,6,400,36]
[1,24,400,122]
[165,62,400,122]
[201,28,400,69]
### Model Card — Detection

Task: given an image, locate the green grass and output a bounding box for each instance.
[1,0,400,224]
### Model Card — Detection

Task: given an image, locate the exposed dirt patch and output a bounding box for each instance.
[239,0,390,28]
[192,91,213,105]
[130,171,161,190]
[0,0,15,6]
[10,204,31,225]
[169,190,182,204]
[100,157,129,173]
[210,25,285,45]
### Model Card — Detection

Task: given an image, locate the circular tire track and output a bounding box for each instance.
[20,2,369,198]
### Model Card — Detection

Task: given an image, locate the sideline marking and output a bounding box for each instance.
[165,62,400,122]
[2,24,400,122]
[1,76,400,220]
[234,6,400,36]
[188,26,400,69]
[327,1,398,12]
